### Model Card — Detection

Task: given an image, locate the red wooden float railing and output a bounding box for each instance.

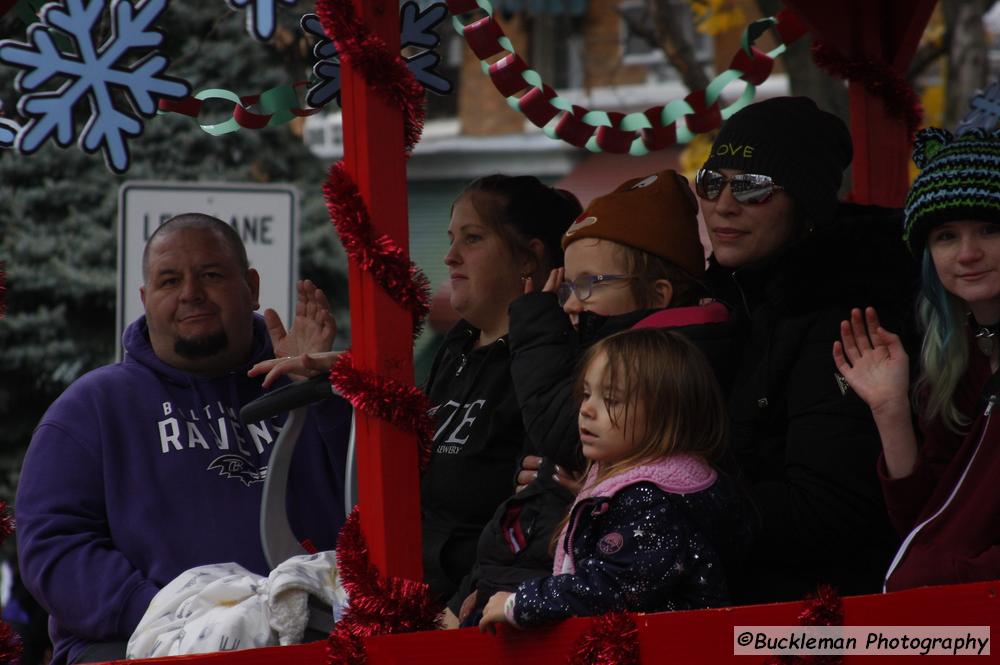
[107,580,999,664]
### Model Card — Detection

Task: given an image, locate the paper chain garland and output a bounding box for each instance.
[158,81,321,135]
[445,0,806,154]
[0,0,189,173]
[159,2,451,136]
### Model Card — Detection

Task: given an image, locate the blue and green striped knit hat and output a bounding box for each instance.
[904,127,1000,255]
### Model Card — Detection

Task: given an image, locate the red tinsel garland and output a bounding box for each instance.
[327,509,441,665]
[811,42,922,140]
[0,621,22,665]
[314,0,425,153]
[0,501,12,545]
[0,500,20,665]
[763,584,844,665]
[322,162,430,338]
[328,351,434,469]
[567,611,640,665]
[314,2,437,662]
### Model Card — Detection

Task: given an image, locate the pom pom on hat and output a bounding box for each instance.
[904,127,1000,255]
[562,170,705,277]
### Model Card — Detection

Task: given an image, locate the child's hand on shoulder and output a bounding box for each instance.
[479,591,513,634]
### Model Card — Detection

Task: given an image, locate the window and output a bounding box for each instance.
[619,0,711,70]
[529,13,585,90]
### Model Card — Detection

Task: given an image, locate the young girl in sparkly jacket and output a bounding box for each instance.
[479,328,747,631]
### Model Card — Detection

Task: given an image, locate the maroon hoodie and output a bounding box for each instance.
[880,343,1000,591]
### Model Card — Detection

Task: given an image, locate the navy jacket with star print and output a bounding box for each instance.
[512,455,749,625]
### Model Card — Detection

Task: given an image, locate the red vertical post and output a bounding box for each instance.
[847,0,935,207]
[339,0,423,581]
[849,83,911,207]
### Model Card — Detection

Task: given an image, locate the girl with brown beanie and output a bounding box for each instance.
[447,169,748,626]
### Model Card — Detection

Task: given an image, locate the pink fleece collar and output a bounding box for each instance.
[553,455,717,574]
[632,301,729,330]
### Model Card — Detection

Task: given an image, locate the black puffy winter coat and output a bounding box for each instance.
[706,202,919,603]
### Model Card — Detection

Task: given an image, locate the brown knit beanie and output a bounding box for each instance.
[561,170,704,277]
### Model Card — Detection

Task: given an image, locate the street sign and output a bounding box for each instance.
[116,181,299,355]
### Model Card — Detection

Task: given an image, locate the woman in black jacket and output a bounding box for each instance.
[696,96,918,602]
[422,175,581,608]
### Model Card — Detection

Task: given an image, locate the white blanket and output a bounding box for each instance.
[127,551,348,658]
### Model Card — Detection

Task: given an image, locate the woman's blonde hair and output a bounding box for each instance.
[575,327,728,483]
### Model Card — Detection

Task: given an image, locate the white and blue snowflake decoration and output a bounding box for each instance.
[301,1,452,110]
[0,0,190,174]
[229,0,299,41]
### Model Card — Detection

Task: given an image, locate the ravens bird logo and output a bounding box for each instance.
[207,455,267,486]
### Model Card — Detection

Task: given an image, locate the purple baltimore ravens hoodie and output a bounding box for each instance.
[15,315,351,665]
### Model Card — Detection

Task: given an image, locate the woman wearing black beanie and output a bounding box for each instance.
[697,96,918,602]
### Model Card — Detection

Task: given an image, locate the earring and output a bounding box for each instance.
[520,273,531,282]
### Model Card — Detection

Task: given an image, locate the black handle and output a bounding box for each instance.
[240,375,335,425]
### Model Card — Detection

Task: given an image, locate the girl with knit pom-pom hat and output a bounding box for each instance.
[834,126,1000,591]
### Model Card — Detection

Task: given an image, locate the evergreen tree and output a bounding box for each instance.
[0,1,348,487]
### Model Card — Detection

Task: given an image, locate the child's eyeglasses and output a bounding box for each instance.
[695,168,783,204]
[557,274,634,307]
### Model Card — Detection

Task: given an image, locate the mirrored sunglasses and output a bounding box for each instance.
[695,168,783,204]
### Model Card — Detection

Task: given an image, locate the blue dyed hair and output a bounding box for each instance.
[915,250,970,431]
